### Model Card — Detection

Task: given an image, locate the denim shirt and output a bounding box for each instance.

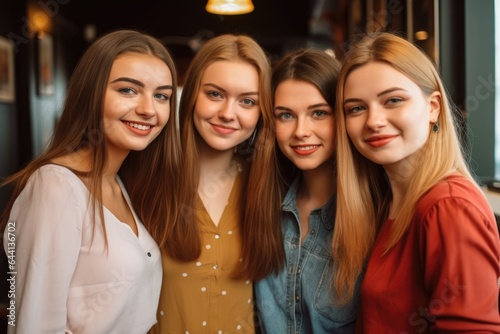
[254,176,358,334]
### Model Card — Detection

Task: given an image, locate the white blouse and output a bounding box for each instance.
[3,164,162,334]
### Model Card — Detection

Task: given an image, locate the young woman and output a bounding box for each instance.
[1,29,181,333]
[335,32,500,332]
[148,34,276,334]
[253,49,359,334]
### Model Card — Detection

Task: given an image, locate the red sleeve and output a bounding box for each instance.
[420,195,500,332]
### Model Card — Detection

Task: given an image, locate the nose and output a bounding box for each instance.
[294,117,311,138]
[136,95,156,118]
[365,106,387,131]
[218,102,235,121]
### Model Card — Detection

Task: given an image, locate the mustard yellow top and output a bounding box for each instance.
[149,174,255,334]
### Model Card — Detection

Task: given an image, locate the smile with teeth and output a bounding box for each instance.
[293,145,320,151]
[123,121,152,131]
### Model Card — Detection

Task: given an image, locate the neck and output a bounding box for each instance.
[53,146,128,188]
[98,144,128,183]
[198,142,237,176]
[297,163,334,206]
[384,165,413,219]
[80,146,129,183]
[384,164,412,206]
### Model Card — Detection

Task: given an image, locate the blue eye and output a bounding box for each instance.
[207,91,222,99]
[155,93,170,101]
[276,112,294,120]
[312,110,328,118]
[241,98,257,107]
[119,87,136,95]
[345,105,364,114]
[387,97,403,105]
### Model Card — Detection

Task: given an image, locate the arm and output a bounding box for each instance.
[421,196,500,333]
[5,167,83,333]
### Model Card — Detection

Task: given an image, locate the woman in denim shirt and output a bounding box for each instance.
[253,49,359,334]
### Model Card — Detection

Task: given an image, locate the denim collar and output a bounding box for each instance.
[282,175,336,230]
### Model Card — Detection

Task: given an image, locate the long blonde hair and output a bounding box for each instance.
[333,32,476,302]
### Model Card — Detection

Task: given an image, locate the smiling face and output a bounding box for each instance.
[103,52,173,155]
[193,60,261,152]
[274,79,335,172]
[342,61,440,172]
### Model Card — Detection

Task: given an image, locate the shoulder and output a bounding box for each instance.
[414,174,496,232]
[30,164,82,186]
[21,164,86,203]
[8,165,89,236]
[417,175,488,211]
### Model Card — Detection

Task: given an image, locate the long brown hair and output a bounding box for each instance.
[156,34,277,280]
[1,29,181,247]
[239,48,342,280]
[333,32,476,303]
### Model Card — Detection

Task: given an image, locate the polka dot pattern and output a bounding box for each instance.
[155,175,255,333]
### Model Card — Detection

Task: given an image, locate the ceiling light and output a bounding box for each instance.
[206,0,254,15]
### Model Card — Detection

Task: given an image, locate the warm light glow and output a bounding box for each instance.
[27,5,52,33]
[415,31,429,41]
[33,11,49,31]
[206,0,254,15]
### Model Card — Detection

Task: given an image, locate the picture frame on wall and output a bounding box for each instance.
[37,32,54,96]
[0,36,15,103]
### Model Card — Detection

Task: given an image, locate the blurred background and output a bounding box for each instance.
[0,0,498,330]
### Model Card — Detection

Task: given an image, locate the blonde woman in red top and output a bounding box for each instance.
[333,32,500,333]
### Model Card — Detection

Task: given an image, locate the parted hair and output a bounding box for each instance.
[271,48,341,188]
[333,32,476,303]
[1,29,182,248]
[156,33,279,280]
[239,48,342,280]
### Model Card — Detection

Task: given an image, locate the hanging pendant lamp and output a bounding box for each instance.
[206,0,254,15]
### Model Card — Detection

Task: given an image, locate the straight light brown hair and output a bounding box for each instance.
[154,34,281,280]
[1,29,182,248]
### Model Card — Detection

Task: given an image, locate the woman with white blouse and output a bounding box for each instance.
[0,29,181,333]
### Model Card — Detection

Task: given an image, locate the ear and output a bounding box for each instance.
[428,91,441,123]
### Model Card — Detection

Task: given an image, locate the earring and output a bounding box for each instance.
[432,122,439,133]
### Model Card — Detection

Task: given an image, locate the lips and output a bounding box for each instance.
[123,121,152,131]
[291,144,321,155]
[122,121,154,135]
[364,135,398,147]
[211,123,237,135]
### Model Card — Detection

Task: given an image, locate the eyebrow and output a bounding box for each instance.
[274,103,329,112]
[203,83,258,96]
[376,87,407,97]
[308,103,330,109]
[111,77,173,90]
[343,87,407,104]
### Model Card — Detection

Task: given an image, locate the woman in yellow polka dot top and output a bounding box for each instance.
[148,34,284,334]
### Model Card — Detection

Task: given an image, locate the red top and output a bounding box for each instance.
[360,175,500,333]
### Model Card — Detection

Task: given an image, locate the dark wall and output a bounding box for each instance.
[56,0,311,82]
[0,2,25,331]
[0,0,24,215]
[57,0,309,40]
